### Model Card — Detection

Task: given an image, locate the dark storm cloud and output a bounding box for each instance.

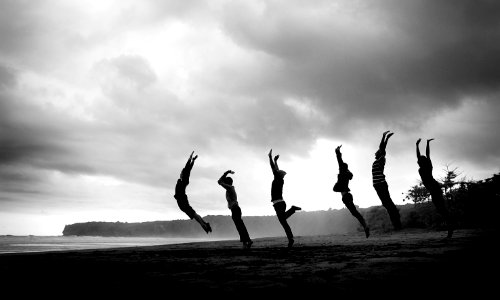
[219,0,500,131]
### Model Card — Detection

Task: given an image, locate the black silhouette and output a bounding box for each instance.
[416,138,454,238]
[174,151,211,234]
[218,170,253,249]
[372,131,402,230]
[268,149,301,248]
[333,145,370,238]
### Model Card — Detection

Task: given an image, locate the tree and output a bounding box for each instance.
[404,181,431,205]
[440,164,463,200]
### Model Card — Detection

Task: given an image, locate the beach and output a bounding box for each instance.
[0,228,496,297]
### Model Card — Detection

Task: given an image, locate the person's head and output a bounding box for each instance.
[223,177,233,185]
[277,170,287,178]
[375,149,385,159]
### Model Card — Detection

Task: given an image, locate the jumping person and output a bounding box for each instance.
[333,145,370,238]
[174,151,212,234]
[416,139,454,238]
[372,131,402,230]
[218,170,253,249]
[268,149,301,248]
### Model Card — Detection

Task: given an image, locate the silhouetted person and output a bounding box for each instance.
[218,170,253,249]
[333,145,370,238]
[174,151,211,234]
[268,149,301,248]
[416,138,454,238]
[372,131,402,230]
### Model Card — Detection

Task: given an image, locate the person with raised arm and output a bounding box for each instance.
[217,169,253,249]
[372,131,402,230]
[174,151,212,234]
[333,145,370,238]
[416,138,454,238]
[268,149,301,248]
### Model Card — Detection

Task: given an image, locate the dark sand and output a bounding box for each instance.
[0,228,496,298]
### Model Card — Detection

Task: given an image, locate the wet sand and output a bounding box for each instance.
[0,228,496,298]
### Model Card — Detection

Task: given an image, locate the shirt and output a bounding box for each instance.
[372,155,386,185]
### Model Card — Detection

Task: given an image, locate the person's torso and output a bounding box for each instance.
[372,157,386,185]
[174,179,186,196]
[225,186,238,207]
[271,176,284,200]
[418,157,433,180]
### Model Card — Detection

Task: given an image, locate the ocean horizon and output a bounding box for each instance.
[0,235,217,254]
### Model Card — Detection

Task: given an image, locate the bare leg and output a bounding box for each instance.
[342,192,370,238]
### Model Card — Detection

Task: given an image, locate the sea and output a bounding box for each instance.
[0,235,211,254]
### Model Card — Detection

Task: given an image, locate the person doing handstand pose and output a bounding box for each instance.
[333,145,370,238]
[372,131,402,230]
[268,149,301,248]
[174,151,211,234]
[416,139,454,238]
[218,170,253,249]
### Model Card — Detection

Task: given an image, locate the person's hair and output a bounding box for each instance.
[224,177,233,185]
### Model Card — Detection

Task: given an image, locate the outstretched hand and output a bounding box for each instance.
[335,145,342,153]
[227,170,235,174]
[268,149,272,157]
[274,154,280,161]
[427,138,435,142]
[416,138,422,145]
[383,130,390,136]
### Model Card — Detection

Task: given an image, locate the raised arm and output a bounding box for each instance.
[416,138,421,158]
[184,151,194,169]
[379,131,390,150]
[384,131,394,149]
[218,170,234,188]
[274,154,280,171]
[426,138,434,160]
[268,149,278,173]
[335,145,344,166]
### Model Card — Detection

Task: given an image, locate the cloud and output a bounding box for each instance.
[218,0,500,134]
[1,0,499,234]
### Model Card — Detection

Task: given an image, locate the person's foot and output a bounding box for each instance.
[364,227,370,238]
[247,240,253,249]
[204,223,212,234]
[291,205,301,212]
[288,239,294,248]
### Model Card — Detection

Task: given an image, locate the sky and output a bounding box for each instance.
[1,0,499,236]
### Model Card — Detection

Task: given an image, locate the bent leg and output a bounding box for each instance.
[343,193,368,229]
[274,202,294,241]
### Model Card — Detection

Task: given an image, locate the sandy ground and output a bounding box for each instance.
[0,228,497,298]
